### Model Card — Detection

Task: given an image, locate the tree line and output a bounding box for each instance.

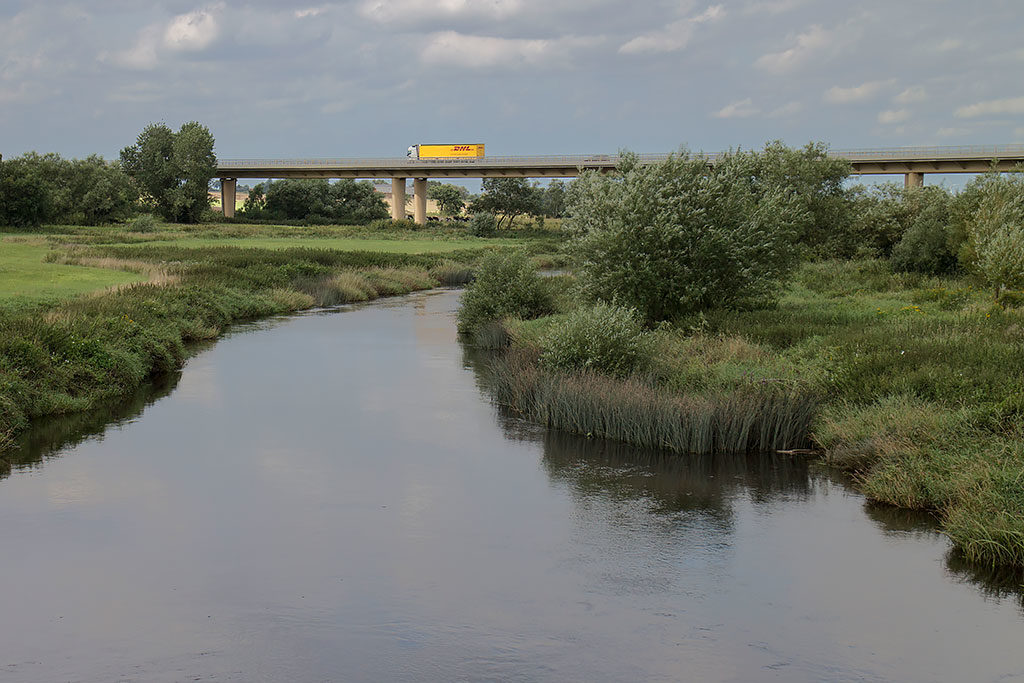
[0,122,218,227]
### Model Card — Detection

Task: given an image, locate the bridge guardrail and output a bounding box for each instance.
[217,146,1024,170]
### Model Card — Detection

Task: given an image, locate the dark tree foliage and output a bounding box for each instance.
[0,153,136,227]
[542,180,567,218]
[889,186,959,275]
[242,183,267,214]
[428,183,467,215]
[0,154,55,227]
[469,178,544,229]
[257,179,388,223]
[121,121,216,223]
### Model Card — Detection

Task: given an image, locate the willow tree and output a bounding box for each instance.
[566,148,808,322]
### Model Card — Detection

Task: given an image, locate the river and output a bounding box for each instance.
[1,290,1022,682]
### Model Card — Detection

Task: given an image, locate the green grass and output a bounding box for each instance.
[138,236,520,253]
[0,239,144,302]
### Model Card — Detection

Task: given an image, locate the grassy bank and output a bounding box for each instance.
[486,260,1024,567]
[0,223,533,453]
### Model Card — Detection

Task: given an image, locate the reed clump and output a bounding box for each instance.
[487,350,817,454]
[429,260,475,287]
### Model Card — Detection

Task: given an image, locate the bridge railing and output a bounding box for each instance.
[217,145,1024,170]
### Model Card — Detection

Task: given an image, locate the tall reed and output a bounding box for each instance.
[485,351,817,454]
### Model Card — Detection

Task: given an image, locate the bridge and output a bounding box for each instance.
[216,145,1024,224]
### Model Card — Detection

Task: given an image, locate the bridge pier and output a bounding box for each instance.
[220,178,237,218]
[905,172,924,189]
[413,178,427,225]
[391,178,406,221]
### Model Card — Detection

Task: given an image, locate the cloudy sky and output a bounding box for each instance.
[1,0,1022,163]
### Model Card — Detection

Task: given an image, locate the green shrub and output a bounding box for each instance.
[566,148,805,322]
[539,302,653,377]
[429,260,474,286]
[956,172,1024,298]
[128,214,159,233]
[891,217,958,275]
[457,250,553,336]
[469,212,497,237]
[368,218,419,231]
[889,187,958,275]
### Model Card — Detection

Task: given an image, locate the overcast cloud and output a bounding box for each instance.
[0,0,1021,161]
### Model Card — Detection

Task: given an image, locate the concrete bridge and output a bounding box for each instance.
[216,145,1024,224]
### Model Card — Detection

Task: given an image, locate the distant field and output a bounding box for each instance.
[0,240,144,303]
[0,227,535,303]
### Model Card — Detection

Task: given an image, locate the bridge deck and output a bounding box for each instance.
[216,145,1024,179]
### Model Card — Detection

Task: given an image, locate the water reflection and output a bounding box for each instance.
[2,371,181,481]
[469,342,1024,620]
[537,427,816,525]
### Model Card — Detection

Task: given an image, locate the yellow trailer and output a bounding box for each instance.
[409,144,485,159]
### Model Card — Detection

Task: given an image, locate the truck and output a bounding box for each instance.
[407,143,485,159]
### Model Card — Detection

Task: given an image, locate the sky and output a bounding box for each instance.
[1,0,1023,166]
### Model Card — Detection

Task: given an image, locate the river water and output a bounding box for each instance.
[2,290,1023,682]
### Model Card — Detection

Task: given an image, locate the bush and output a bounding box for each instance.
[469,212,497,237]
[368,218,418,231]
[457,250,553,336]
[566,148,805,323]
[539,302,653,377]
[128,214,159,233]
[957,172,1024,299]
[891,188,958,275]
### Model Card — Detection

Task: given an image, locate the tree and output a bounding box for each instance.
[120,121,216,223]
[957,172,1024,301]
[566,149,805,322]
[261,179,388,223]
[241,183,267,214]
[428,183,466,215]
[469,178,543,229]
[60,156,138,225]
[0,154,55,227]
[542,180,568,218]
[890,186,958,275]
[743,141,853,257]
[0,153,135,227]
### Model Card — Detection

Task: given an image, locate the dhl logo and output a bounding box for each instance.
[452,146,473,151]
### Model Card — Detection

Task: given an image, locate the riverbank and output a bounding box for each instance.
[3,227,1021,569]
[0,223,562,452]
[487,260,1024,568]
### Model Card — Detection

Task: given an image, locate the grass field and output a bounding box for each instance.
[141,236,520,252]
[0,239,145,303]
[0,222,542,303]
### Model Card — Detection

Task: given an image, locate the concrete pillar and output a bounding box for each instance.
[905,172,924,189]
[413,177,427,226]
[391,178,407,221]
[221,178,237,218]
